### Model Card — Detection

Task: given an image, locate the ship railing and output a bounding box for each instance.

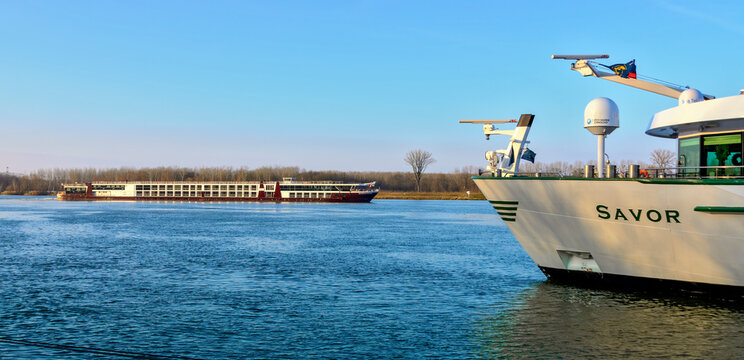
[644,165,744,179]
[350,185,380,191]
[514,171,563,177]
[506,165,744,179]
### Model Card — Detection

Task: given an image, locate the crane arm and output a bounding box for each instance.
[554,55,715,100]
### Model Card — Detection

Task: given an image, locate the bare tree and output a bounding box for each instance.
[650,149,675,169]
[404,149,435,192]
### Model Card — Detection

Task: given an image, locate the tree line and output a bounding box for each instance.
[0,147,671,195]
[0,166,483,195]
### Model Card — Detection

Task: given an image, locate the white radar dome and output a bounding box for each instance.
[678,88,704,106]
[584,97,619,135]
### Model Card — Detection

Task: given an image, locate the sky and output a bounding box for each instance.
[1,0,743,174]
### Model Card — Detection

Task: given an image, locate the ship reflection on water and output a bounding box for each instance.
[473,282,744,358]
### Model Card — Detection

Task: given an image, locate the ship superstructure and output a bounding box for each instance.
[58,177,378,203]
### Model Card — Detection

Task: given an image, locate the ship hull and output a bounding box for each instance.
[473,176,744,289]
[539,266,744,297]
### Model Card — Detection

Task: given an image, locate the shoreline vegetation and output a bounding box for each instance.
[0,166,484,198]
[0,160,657,199]
[0,160,655,199]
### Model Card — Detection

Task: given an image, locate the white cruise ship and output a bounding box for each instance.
[58,177,378,203]
[463,55,744,295]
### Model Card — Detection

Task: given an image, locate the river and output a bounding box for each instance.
[1,196,742,358]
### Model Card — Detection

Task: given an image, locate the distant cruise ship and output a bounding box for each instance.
[57,177,378,203]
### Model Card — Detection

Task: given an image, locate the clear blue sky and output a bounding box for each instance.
[1,1,743,173]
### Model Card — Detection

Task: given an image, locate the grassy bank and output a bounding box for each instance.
[375,191,485,200]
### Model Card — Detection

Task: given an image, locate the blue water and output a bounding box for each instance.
[1,196,744,359]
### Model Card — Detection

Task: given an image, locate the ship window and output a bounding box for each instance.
[92,185,125,191]
[702,133,742,177]
[678,137,700,177]
[220,185,227,190]
[65,186,86,194]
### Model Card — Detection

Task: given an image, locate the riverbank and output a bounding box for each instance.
[0,191,55,196]
[375,191,485,200]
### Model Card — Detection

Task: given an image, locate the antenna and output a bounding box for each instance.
[460,114,534,177]
[551,54,609,60]
[552,54,714,100]
[459,119,517,124]
[460,119,518,140]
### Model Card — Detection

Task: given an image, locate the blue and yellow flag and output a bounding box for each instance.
[521,148,536,163]
[603,59,636,79]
